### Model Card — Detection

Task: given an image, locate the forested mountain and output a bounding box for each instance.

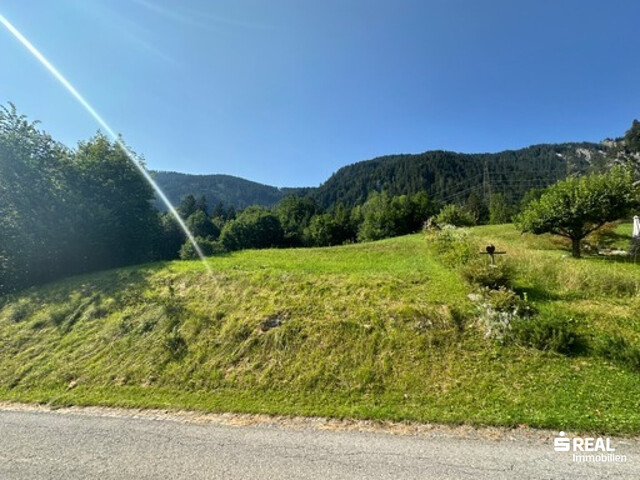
[312,143,609,209]
[152,171,304,211]
[155,143,609,211]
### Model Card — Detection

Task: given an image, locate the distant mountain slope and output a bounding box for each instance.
[312,142,609,208]
[153,142,609,211]
[152,171,295,210]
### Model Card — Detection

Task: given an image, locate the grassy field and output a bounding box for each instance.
[1,224,639,434]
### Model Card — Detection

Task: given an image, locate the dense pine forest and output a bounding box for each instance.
[155,143,610,212]
[311,143,609,208]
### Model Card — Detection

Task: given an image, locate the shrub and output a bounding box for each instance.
[428,226,476,266]
[509,313,578,354]
[472,287,535,341]
[179,237,226,260]
[434,204,476,227]
[461,259,513,290]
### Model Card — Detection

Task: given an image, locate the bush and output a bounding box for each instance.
[596,335,640,371]
[428,226,476,266]
[179,237,226,260]
[509,313,578,354]
[474,288,577,355]
[484,287,531,314]
[472,287,535,341]
[461,259,513,290]
[434,204,476,227]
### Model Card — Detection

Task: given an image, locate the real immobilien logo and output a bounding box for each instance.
[554,431,627,463]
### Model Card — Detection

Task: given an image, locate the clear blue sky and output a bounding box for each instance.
[1,1,638,187]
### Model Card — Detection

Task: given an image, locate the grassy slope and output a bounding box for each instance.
[1,226,639,434]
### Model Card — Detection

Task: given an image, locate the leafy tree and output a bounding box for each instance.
[465,190,488,224]
[305,214,341,246]
[0,105,163,292]
[489,193,514,224]
[358,191,396,241]
[333,203,358,244]
[516,167,638,258]
[219,207,284,251]
[275,195,318,246]
[185,210,220,240]
[73,133,160,269]
[519,187,544,213]
[389,195,413,234]
[0,103,74,291]
[157,213,185,260]
[408,191,436,231]
[435,204,476,227]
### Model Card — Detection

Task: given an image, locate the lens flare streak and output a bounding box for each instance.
[0,13,211,272]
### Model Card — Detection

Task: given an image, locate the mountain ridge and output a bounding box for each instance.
[153,141,610,211]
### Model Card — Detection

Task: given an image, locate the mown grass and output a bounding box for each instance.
[1,227,639,434]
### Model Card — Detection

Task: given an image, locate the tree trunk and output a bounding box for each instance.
[571,237,581,258]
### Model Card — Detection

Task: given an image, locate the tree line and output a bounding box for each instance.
[2,102,639,293]
[0,104,439,292]
[0,105,161,293]
[166,190,437,260]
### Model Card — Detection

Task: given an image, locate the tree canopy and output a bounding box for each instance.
[0,105,162,293]
[515,167,638,258]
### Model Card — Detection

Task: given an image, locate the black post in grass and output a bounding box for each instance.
[480,244,506,266]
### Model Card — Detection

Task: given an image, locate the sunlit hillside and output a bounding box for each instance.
[1,224,639,434]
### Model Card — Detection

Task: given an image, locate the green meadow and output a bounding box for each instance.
[1,224,639,434]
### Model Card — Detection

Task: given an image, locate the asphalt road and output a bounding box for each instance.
[1,408,638,479]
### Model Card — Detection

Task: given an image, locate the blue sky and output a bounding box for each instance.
[1,1,639,187]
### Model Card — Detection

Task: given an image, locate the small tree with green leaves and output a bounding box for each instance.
[434,204,476,227]
[516,167,638,258]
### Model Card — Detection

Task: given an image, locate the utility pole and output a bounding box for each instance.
[483,159,491,203]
